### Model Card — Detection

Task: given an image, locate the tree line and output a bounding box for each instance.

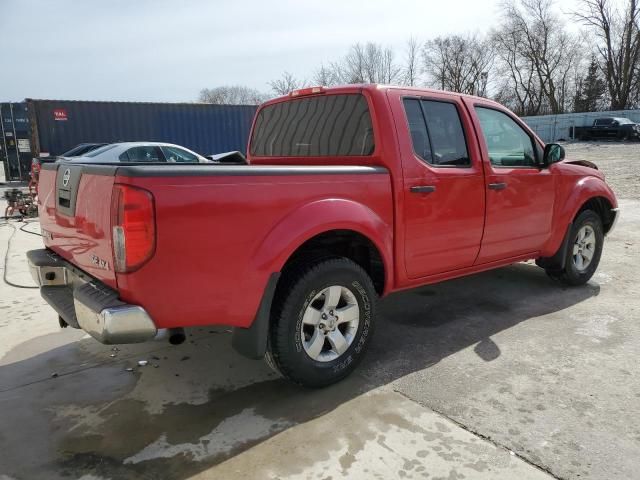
[199,0,640,116]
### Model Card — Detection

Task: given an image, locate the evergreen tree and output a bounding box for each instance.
[573,58,607,112]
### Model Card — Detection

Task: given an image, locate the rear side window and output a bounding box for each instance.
[403,98,470,167]
[250,94,375,157]
[161,146,198,163]
[119,146,164,162]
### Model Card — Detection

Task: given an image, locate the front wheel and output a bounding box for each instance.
[266,257,376,388]
[545,210,604,286]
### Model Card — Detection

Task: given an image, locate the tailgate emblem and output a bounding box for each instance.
[62,168,71,187]
[90,254,110,271]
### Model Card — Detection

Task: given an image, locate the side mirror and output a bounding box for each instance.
[543,143,565,166]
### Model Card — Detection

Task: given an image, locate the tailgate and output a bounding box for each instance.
[38,162,118,288]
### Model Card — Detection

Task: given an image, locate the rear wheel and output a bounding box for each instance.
[545,210,604,286]
[266,257,376,387]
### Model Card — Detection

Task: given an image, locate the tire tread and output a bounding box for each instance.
[268,257,376,387]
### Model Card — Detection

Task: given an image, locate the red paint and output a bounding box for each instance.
[37,85,618,331]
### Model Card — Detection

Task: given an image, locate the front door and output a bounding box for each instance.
[469,104,556,264]
[394,93,486,278]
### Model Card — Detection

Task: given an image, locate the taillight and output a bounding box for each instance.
[111,184,155,273]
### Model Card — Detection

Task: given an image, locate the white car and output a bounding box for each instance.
[71,142,210,163]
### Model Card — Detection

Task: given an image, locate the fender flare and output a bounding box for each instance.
[559,176,617,224]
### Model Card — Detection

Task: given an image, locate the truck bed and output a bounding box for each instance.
[37,162,392,329]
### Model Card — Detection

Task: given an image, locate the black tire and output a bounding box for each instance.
[545,210,604,286]
[266,257,376,388]
[621,131,630,141]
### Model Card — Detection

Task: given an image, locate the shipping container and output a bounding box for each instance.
[1,99,258,181]
[1,102,33,182]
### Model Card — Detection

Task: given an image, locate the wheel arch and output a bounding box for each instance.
[541,176,617,259]
[250,198,393,295]
[575,196,616,234]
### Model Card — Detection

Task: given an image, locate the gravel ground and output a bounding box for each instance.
[562,141,640,200]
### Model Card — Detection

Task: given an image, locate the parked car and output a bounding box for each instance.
[71,142,210,163]
[30,143,109,193]
[58,143,109,159]
[29,84,618,388]
[572,117,640,141]
[205,151,248,164]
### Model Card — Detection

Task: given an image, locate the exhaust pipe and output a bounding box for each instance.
[168,327,186,345]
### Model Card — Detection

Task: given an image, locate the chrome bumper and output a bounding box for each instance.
[27,249,157,344]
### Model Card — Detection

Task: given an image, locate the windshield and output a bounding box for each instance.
[250,94,375,157]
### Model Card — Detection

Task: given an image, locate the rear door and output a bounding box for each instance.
[38,163,118,288]
[390,91,485,278]
[467,102,555,263]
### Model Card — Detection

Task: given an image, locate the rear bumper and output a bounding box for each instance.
[27,249,157,344]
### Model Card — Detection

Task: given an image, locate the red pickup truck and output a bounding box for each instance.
[28,85,618,387]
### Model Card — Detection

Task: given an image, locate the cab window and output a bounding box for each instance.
[403,98,470,167]
[250,94,374,156]
[475,107,537,167]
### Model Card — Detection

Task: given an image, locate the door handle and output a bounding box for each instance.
[488,182,507,191]
[410,185,436,194]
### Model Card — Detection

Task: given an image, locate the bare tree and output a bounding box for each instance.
[198,86,268,105]
[313,64,342,86]
[403,37,421,86]
[268,71,305,96]
[574,0,640,109]
[422,34,494,95]
[492,19,544,114]
[492,0,579,114]
[320,42,403,84]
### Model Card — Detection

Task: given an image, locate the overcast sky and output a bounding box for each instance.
[2,0,580,102]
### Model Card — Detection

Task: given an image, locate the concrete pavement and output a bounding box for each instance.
[0,199,638,479]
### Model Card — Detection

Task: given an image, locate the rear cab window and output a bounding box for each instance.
[250,94,375,157]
